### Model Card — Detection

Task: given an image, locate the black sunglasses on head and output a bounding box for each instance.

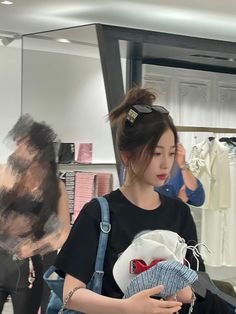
[126,104,169,126]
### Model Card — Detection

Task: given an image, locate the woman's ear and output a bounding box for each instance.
[120,151,130,167]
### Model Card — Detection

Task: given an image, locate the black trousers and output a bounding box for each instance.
[0,253,43,314]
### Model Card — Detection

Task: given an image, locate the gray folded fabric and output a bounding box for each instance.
[123,260,198,299]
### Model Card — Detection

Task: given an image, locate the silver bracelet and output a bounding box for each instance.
[59,286,81,314]
[188,289,196,314]
[173,294,180,314]
[174,288,196,314]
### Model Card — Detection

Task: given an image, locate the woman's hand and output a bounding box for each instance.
[176,286,193,303]
[13,239,34,259]
[175,143,186,168]
[124,285,182,314]
[177,185,188,203]
[166,286,193,304]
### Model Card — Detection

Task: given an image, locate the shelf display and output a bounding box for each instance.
[59,169,113,224]
[77,142,93,164]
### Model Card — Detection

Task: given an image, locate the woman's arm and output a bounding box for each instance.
[63,274,182,314]
[176,143,198,191]
[175,143,205,206]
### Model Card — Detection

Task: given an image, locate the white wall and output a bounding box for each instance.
[0,36,124,187]
[143,64,236,158]
[21,49,120,188]
[0,45,21,163]
[22,50,116,163]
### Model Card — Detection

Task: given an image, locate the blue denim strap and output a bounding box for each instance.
[90,197,111,294]
[45,196,111,313]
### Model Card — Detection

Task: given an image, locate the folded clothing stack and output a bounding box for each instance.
[123,260,198,299]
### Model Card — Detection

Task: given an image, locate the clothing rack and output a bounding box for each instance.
[176,126,236,133]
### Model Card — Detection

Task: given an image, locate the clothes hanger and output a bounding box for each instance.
[219,137,236,147]
[207,131,216,142]
[228,139,236,147]
[186,244,236,307]
[219,137,229,142]
[208,136,215,142]
[186,243,211,272]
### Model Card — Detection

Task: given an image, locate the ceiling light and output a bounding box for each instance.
[56,38,71,43]
[1,1,14,4]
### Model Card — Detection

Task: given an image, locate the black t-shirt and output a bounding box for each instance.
[55,189,204,299]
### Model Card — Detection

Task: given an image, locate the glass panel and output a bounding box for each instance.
[0,36,22,163]
[22,24,119,188]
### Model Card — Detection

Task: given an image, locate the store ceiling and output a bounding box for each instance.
[0,0,236,42]
[1,0,236,73]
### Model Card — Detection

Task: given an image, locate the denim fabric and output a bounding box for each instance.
[44,197,110,314]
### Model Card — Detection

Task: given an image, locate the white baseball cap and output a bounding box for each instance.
[113,229,187,292]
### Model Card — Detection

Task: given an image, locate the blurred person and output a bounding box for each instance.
[0,115,70,314]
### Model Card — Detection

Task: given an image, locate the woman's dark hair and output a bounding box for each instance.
[109,87,178,177]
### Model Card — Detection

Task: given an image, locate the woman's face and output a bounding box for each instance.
[15,139,38,162]
[7,138,38,173]
[132,129,176,187]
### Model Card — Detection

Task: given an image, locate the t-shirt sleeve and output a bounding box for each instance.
[54,199,101,284]
[179,202,205,271]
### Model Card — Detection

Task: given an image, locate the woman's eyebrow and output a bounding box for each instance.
[155,145,176,149]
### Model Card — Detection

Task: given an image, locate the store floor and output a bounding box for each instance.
[2,302,42,314]
[2,300,13,314]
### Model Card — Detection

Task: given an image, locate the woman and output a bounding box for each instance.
[55,87,203,313]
